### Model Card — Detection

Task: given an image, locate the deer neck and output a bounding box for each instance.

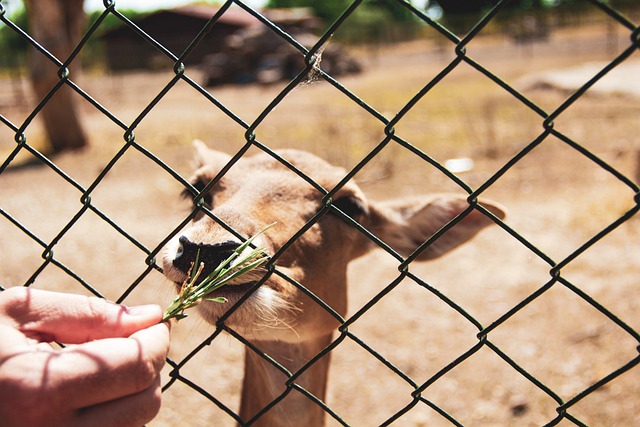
[239,333,333,427]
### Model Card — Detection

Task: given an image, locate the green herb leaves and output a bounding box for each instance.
[162,225,272,322]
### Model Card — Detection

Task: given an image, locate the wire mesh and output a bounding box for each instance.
[1,0,639,426]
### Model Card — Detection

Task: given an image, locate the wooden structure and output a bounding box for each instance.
[100,5,318,71]
[101,5,258,71]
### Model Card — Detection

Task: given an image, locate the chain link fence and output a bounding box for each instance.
[1,0,639,425]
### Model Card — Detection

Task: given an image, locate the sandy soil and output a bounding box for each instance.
[1,18,639,427]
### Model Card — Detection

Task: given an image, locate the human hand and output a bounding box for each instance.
[0,287,171,427]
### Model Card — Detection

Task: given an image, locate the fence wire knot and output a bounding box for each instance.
[1,1,638,426]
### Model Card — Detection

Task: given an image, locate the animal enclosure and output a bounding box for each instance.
[1,1,639,426]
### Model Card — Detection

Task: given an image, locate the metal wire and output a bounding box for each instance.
[1,0,639,425]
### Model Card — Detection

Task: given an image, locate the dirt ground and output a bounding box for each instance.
[1,18,639,427]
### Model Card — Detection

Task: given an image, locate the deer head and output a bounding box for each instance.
[162,140,506,426]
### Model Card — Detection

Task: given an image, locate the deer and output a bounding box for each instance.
[162,140,506,427]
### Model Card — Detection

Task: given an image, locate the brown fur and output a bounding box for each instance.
[162,141,506,426]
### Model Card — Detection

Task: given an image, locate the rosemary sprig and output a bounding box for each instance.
[162,225,272,322]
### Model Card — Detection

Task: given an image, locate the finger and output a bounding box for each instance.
[44,322,170,409]
[0,324,31,358]
[0,323,168,426]
[72,376,163,427]
[0,287,162,343]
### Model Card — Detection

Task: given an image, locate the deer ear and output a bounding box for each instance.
[368,194,506,261]
[193,139,232,168]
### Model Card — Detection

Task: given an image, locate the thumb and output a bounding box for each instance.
[0,287,163,344]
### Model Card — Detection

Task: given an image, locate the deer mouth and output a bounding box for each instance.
[165,234,272,298]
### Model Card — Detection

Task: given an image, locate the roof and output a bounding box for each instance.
[99,4,319,40]
[168,4,261,28]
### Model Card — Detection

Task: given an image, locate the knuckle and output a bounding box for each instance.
[84,297,110,326]
[61,296,111,342]
[133,358,158,391]
[0,287,29,317]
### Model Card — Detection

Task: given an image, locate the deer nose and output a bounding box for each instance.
[173,236,241,276]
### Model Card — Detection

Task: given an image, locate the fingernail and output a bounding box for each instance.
[125,304,162,317]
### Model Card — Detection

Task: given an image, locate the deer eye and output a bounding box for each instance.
[181,179,213,208]
[332,196,367,220]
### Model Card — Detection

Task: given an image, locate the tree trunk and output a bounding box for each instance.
[25,0,87,154]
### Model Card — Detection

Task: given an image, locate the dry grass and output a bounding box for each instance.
[1,21,639,426]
